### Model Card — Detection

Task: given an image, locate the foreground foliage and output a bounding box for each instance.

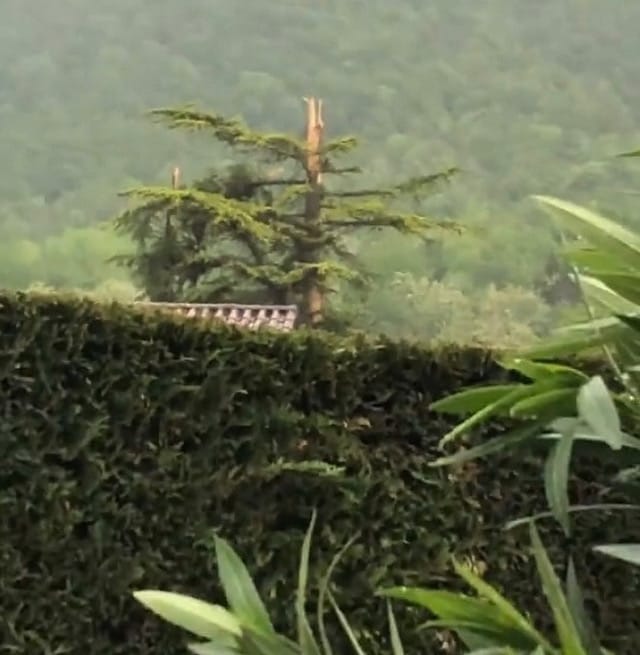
[137,507,615,655]
[431,194,640,520]
[135,512,404,655]
[423,191,640,652]
[1,292,637,653]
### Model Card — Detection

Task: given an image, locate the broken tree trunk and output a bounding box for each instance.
[300,96,325,326]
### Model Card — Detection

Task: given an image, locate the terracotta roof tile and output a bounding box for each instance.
[137,302,298,332]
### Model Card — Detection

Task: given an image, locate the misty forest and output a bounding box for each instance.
[2,0,640,341]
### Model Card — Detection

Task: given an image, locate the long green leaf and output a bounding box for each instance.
[457,627,508,652]
[543,419,640,450]
[565,559,602,655]
[563,245,631,274]
[133,591,242,640]
[544,430,574,537]
[465,649,520,655]
[529,523,588,655]
[451,559,552,651]
[327,591,367,655]
[214,536,275,634]
[617,313,640,334]
[588,272,640,307]
[505,504,640,530]
[617,148,640,158]
[430,385,523,415]
[387,602,405,655]
[381,587,499,622]
[240,627,300,655]
[317,531,359,655]
[419,619,532,646]
[436,381,571,447]
[521,332,609,360]
[578,275,639,314]
[500,358,587,383]
[555,315,627,336]
[533,195,640,270]
[296,512,322,655]
[576,377,623,450]
[509,388,577,420]
[430,421,548,467]
[379,588,540,651]
[593,543,640,566]
[188,642,240,655]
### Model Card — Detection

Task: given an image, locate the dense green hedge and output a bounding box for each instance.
[1,292,639,655]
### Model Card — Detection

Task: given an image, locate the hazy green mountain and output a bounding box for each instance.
[1,0,639,339]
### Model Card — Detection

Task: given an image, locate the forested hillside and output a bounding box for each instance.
[2,0,640,340]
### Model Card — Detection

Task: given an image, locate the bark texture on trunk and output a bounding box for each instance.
[301,97,325,326]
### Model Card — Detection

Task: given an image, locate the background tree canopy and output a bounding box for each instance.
[2,0,639,340]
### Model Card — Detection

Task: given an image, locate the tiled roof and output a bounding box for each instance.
[137,302,298,332]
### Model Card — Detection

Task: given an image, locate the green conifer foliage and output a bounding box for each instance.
[112,101,458,325]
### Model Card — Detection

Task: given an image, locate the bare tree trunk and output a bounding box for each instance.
[300,97,325,326]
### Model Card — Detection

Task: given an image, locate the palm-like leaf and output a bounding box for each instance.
[134,512,405,655]
[430,194,640,535]
[380,522,604,654]
[593,543,640,566]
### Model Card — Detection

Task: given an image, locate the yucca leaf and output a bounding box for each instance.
[387,602,404,655]
[529,522,588,655]
[542,420,640,450]
[565,559,602,655]
[617,313,640,334]
[555,315,626,336]
[464,649,521,655]
[317,531,359,655]
[381,587,495,623]
[533,195,640,270]
[505,504,640,530]
[499,358,587,383]
[214,536,275,634]
[327,590,367,655]
[464,649,521,654]
[521,333,609,360]
[588,273,640,307]
[593,543,640,566]
[133,591,242,640]
[576,377,623,450]
[436,381,568,447]
[239,627,300,655]
[419,618,530,644]
[562,245,630,274]
[296,511,322,655]
[458,629,509,652]
[617,148,640,158]
[509,388,577,420]
[578,275,639,314]
[430,385,523,415]
[451,559,552,651]
[544,430,574,536]
[188,642,240,655]
[379,588,539,651]
[430,421,548,467]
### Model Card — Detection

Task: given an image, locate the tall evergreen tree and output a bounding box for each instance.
[112,98,458,326]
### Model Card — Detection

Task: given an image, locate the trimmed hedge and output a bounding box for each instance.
[1,292,639,655]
